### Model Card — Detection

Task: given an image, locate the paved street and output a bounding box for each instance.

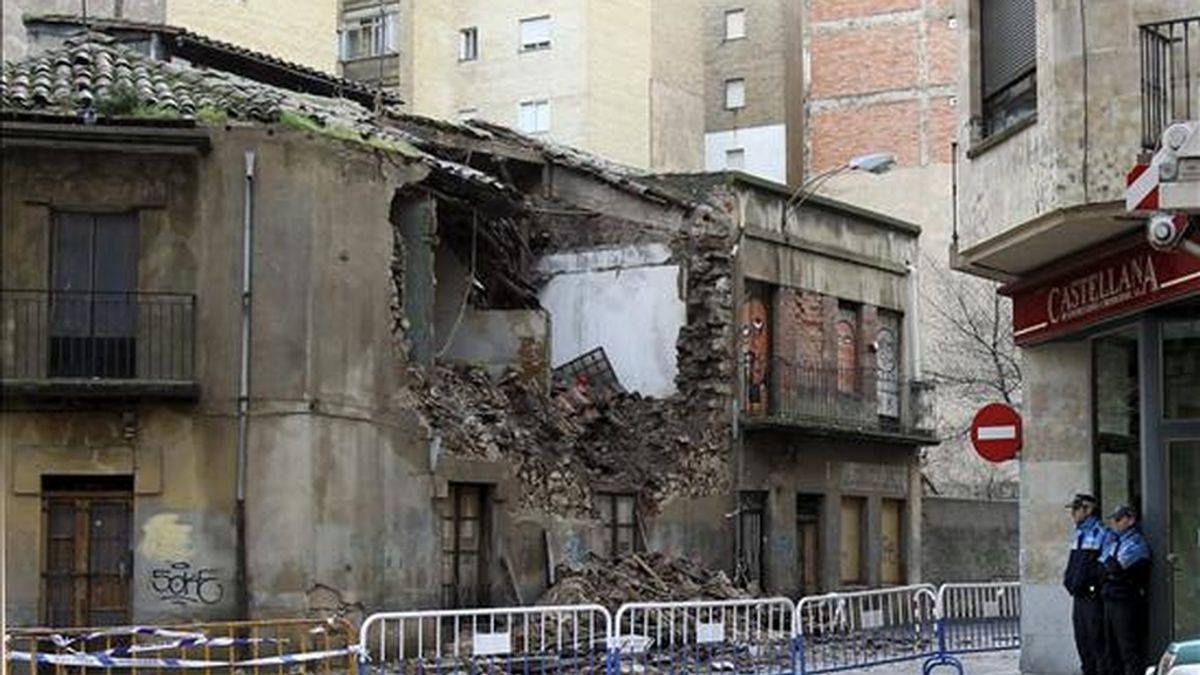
[836,651,1020,675]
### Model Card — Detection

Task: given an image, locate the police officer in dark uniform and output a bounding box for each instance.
[1064,493,1109,675]
[1100,504,1152,675]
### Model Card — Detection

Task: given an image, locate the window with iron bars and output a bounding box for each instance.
[598,493,639,557]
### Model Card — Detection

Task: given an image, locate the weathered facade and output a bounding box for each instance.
[951,0,1199,667]
[3,26,939,628]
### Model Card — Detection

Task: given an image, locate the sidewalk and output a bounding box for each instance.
[836,651,1020,675]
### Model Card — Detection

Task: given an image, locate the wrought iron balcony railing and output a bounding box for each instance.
[743,358,936,439]
[1140,16,1200,149]
[1,290,196,395]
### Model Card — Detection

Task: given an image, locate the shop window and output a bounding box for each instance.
[796,494,822,595]
[43,475,133,626]
[597,492,639,557]
[1163,318,1200,419]
[839,496,865,587]
[881,499,905,585]
[978,0,1037,138]
[1093,330,1141,516]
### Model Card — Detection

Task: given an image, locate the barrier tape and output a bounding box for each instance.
[6,646,360,669]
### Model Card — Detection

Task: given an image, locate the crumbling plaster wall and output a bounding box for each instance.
[198,128,438,615]
[537,244,685,396]
[0,146,239,624]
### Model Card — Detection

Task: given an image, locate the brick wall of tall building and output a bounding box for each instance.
[805,0,958,173]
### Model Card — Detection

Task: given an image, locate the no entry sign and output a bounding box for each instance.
[971,403,1022,463]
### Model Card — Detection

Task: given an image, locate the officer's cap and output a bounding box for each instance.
[1108,504,1138,520]
[1065,493,1098,509]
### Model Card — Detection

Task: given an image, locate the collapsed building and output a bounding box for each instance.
[0,24,937,626]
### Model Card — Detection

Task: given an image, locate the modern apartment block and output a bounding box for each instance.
[338,0,705,171]
[700,0,803,185]
[2,0,339,72]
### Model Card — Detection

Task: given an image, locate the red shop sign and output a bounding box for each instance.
[1006,232,1200,345]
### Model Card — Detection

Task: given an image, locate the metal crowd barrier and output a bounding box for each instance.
[4,617,358,675]
[356,605,612,675]
[795,584,938,674]
[612,598,796,675]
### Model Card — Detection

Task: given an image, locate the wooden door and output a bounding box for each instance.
[796,494,822,596]
[881,499,905,585]
[441,483,490,608]
[43,479,133,626]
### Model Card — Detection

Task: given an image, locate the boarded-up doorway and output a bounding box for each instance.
[736,491,767,591]
[42,475,133,626]
[881,498,906,585]
[796,494,822,596]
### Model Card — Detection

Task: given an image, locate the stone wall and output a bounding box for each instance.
[921,497,1017,583]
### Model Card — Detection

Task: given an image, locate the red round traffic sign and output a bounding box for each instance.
[970,403,1022,463]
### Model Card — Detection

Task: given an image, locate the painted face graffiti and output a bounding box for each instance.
[150,561,225,605]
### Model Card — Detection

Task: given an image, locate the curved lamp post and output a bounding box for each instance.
[781,152,897,224]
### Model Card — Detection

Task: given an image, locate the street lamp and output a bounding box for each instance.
[781,152,897,224]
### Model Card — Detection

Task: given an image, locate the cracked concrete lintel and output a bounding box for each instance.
[534,243,675,277]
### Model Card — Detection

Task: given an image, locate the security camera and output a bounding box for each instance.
[1147,213,1186,251]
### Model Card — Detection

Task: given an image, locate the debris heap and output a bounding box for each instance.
[416,365,730,516]
[539,552,749,609]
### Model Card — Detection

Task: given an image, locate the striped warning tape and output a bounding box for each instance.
[7,646,359,669]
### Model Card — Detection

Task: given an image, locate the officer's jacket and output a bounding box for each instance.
[1099,525,1152,600]
[1063,515,1109,597]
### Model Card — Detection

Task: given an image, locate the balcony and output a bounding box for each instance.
[1140,16,1200,149]
[0,290,198,399]
[742,359,937,443]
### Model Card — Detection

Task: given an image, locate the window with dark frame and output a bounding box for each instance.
[978,0,1037,138]
[459,27,479,61]
[598,492,639,557]
[340,11,398,60]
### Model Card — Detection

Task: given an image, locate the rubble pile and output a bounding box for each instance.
[415,365,730,515]
[539,552,749,609]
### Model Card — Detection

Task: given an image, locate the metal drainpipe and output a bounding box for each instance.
[235,150,256,621]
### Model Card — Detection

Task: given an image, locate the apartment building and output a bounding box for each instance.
[337,0,705,171]
[2,0,339,71]
[951,0,1199,668]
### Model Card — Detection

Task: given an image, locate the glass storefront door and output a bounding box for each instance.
[1169,440,1200,639]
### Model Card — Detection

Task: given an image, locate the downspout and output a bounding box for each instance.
[235,150,256,621]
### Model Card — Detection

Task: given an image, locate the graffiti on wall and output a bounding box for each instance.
[150,561,224,605]
[741,283,771,414]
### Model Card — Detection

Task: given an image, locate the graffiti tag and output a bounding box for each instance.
[150,561,224,605]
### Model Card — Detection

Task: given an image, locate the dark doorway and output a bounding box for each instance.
[736,491,767,592]
[49,212,139,379]
[42,475,133,626]
[796,494,822,596]
[441,483,491,608]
